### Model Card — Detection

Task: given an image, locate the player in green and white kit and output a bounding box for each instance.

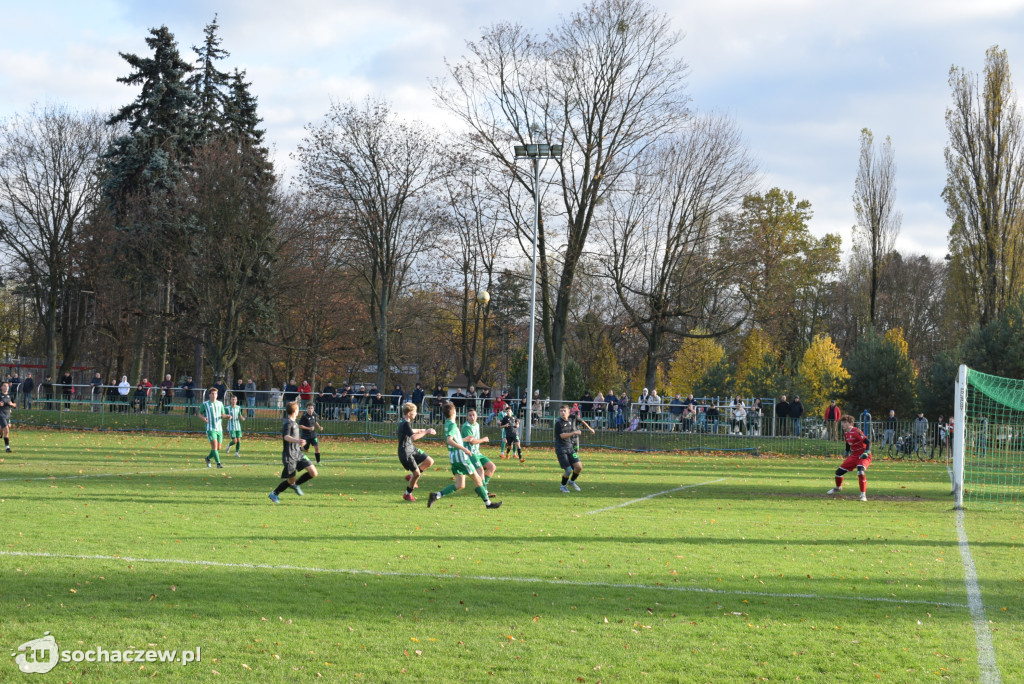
[200,388,225,468]
[461,408,496,488]
[224,393,246,457]
[427,402,501,509]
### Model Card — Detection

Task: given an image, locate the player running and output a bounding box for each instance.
[224,393,245,457]
[427,402,501,510]
[828,413,873,501]
[398,401,436,502]
[298,403,323,463]
[555,403,594,492]
[0,382,15,453]
[269,401,318,502]
[462,408,496,488]
[200,388,226,468]
[500,405,523,461]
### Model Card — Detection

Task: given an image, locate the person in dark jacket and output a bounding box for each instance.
[789,395,805,437]
[20,374,34,410]
[775,395,790,436]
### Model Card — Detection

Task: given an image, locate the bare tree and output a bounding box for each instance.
[602,114,758,389]
[440,159,509,385]
[296,97,444,389]
[944,45,1024,327]
[853,128,901,326]
[435,0,689,400]
[0,104,113,378]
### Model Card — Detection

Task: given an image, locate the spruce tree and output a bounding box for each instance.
[189,16,231,141]
[104,25,196,207]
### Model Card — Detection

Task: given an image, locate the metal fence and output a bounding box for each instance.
[3,383,952,460]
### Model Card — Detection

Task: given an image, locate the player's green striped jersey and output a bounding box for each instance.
[225,405,242,433]
[461,421,482,457]
[445,419,471,465]
[201,400,225,432]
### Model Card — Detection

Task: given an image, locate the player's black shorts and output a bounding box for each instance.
[556,449,580,470]
[0,414,9,429]
[503,430,518,445]
[301,435,319,451]
[399,449,430,472]
[281,454,314,479]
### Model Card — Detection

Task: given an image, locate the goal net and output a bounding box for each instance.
[952,364,1024,508]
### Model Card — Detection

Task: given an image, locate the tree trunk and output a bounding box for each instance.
[375,283,390,390]
[644,325,664,391]
[194,340,204,387]
[129,316,146,384]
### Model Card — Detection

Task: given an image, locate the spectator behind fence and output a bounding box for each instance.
[182,375,196,414]
[245,378,257,416]
[669,394,684,431]
[707,403,720,434]
[913,412,928,451]
[159,374,174,413]
[884,409,897,446]
[749,398,762,435]
[931,415,949,459]
[825,399,842,441]
[411,383,425,413]
[638,388,650,427]
[42,374,54,409]
[61,371,74,409]
[106,379,119,411]
[860,407,872,439]
[20,373,34,410]
[118,376,131,412]
[211,376,228,404]
[731,397,746,434]
[233,378,246,405]
[299,379,313,402]
[283,379,298,405]
[789,395,804,437]
[775,394,790,436]
[649,389,662,430]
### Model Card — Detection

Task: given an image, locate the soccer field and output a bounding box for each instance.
[2,429,1020,682]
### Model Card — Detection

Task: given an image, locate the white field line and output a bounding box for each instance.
[0,550,967,609]
[0,456,392,482]
[585,478,725,515]
[955,505,1003,682]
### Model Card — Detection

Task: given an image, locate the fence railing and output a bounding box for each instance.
[2,383,953,459]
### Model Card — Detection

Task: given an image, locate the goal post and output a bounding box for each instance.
[952,364,1024,509]
[952,364,967,508]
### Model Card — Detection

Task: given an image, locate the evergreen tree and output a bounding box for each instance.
[844,327,917,416]
[189,16,231,141]
[104,25,197,206]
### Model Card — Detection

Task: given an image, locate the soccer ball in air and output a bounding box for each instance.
[477,290,490,305]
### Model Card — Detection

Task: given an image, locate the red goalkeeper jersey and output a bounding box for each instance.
[844,426,869,458]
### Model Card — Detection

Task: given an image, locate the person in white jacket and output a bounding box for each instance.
[117,376,131,413]
[731,397,747,435]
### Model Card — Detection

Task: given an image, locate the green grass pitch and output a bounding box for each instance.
[1,428,1021,682]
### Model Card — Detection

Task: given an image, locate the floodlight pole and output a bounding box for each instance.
[514,143,561,445]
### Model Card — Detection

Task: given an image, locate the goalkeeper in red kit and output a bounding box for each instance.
[828,414,872,501]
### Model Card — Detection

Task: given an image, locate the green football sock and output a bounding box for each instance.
[440,484,457,497]
[235,441,241,453]
[211,449,221,465]
[474,485,488,502]
[484,475,491,486]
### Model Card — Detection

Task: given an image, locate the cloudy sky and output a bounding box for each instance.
[3,0,1024,259]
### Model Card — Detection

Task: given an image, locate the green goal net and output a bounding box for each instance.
[953,365,1024,508]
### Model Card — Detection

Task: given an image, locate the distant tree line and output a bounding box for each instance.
[1,3,1023,420]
